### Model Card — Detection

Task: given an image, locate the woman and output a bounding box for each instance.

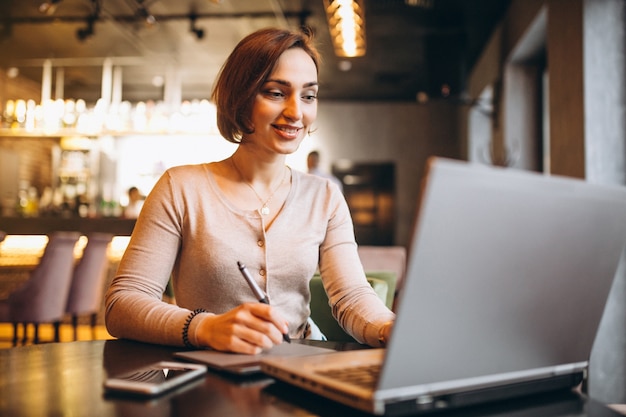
[104,27,395,354]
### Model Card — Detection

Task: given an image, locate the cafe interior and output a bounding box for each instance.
[1,0,626,415]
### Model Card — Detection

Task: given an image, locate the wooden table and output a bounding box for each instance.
[0,339,622,417]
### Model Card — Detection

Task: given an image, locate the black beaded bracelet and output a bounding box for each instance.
[182,308,208,349]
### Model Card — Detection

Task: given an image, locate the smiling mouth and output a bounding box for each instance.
[273,125,302,135]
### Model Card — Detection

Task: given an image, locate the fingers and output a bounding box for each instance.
[248,303,290,338]
[195,303,289,354]
[382,321,393,345]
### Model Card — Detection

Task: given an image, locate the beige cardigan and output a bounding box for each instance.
[105,163,395,347]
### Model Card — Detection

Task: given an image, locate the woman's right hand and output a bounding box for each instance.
[194,303,289,354]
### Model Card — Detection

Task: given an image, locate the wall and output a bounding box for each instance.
[583,0,626,404]
[467,0,545,99]
[314,100,461,248]
[465,0,546,169]
[548,0,585,178]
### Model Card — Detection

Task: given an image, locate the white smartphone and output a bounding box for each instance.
[104,361,207,396]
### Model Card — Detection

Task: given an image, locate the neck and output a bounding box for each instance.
[231,152,286,188]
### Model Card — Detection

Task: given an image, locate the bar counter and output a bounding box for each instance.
[0,216,136,236]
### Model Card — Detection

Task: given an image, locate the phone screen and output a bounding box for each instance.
[104,361,207,395]
[118,364,194,383]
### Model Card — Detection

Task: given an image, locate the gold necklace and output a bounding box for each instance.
[230,158,288,216]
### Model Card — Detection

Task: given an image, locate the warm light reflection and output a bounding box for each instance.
[3,343,110,415]
[109,236,130,262]
[1,97,219,135]
[0,235,48,255]
[0,234,123,266]
[0,235,49,267]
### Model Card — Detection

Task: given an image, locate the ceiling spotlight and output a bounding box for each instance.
[76,0,100,42]
[39,0,62,15]
[189,14,205,40]
[191,27,205,40]
[405,0,434,8]
[151,75,165,88]
[7,67,20,79]
[136,5,157,27]
[338,60,352,72]
[76,18,95,42]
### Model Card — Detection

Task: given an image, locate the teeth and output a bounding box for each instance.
[276,126,299,134]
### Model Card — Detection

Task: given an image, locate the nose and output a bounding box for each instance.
[282,94,302,121]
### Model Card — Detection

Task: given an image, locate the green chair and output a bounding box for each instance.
[309,271,396,342]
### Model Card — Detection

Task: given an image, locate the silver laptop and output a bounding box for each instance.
[261,157,626,415]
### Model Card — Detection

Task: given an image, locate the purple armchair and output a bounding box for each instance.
[0,231,81,345]
[66,233,114,340]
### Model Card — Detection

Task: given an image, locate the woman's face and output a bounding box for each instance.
[246,47,318,156]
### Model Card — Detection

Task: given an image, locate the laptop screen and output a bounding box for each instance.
[380,158,626,391]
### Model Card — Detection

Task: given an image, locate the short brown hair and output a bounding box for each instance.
[211,27,320,143]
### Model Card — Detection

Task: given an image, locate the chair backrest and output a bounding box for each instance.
[309,271,397,342]
[66,233,114,315]
[8,231,81,323]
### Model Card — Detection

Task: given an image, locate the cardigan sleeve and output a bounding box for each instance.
[318,183,396,346]
[104,169,201,347]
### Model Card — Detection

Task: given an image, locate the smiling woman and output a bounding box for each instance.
[210,27,320,144]
[104,26,395,355]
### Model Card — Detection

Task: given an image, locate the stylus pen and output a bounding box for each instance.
[237,261,291,343]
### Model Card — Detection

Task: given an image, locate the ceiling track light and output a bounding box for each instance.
[323,0,366,58]
[76,17,95,41]
[38,0,63,15]
[76,0,100,42]
[137,7,157,27]
[189,14,205,40]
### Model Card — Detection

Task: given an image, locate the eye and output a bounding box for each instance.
[301,94,318,103]
[263,89,286,100]
[302,88,319,103]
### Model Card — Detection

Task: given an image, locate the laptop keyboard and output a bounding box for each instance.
[316,364,380,389]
